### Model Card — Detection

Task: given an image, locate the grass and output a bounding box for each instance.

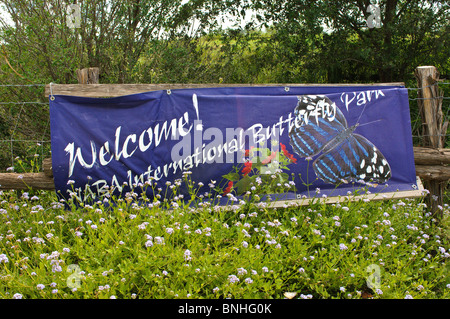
[0,179,449,299]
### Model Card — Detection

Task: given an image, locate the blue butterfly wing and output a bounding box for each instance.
[289,94,391,185]
[313,133,391,184]
[350,133,391,183]
[289,95,347,157]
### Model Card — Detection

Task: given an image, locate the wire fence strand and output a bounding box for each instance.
[407,81,449,147]
[0,84,51,172]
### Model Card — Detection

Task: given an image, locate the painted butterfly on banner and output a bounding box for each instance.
[288,95,391,184]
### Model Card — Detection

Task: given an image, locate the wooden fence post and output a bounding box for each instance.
[414,66,448,220]
[76,67,99,84]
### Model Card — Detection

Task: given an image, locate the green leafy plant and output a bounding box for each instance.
[222,142,298,197]
[0,184,449,300]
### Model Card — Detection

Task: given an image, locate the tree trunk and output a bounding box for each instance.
[378,0,398,82]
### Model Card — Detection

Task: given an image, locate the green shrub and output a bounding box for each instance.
[0,173,448,299]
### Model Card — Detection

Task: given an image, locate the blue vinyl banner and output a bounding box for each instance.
[49,85,418,204]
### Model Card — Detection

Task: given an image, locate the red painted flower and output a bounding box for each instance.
[241,161,252,176]
[244,146,255,157]
[280,143,297,163]
[223,181,233,196]
[261,151,277,165]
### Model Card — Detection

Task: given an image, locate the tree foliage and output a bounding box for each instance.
[0,0,200,84]
[249,0,450,83]
[0,0,448,85]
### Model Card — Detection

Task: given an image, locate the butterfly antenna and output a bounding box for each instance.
[358,119,384,127]
[356,101,369,124]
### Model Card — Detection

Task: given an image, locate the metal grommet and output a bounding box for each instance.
[49,82,55,101]
[167,89,171,95]
[284,87,290,92]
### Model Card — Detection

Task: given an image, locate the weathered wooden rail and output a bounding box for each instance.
[1,147,447,191]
